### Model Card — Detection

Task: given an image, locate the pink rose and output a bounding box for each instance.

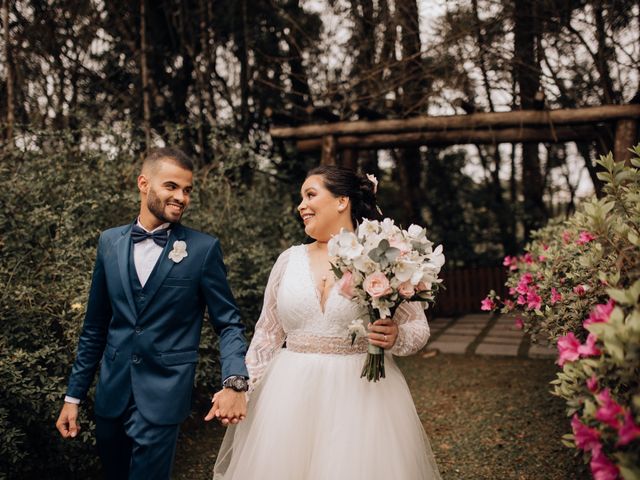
[337,270,356,299]
[416,281,431,292]
[363,272,392,299]
[398,281,415,299]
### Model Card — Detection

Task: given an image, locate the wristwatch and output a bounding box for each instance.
[223,375,249,392]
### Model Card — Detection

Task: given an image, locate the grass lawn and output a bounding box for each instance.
[173,353,590,479]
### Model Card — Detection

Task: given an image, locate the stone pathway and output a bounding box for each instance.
[427,313,557,359]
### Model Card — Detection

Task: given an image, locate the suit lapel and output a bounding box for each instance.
[116,222,137,316]
[137,223,186,316]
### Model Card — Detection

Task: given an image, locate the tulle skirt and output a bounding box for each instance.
[213,350,441,480]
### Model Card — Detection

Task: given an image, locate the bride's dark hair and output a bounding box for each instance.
[306,165,382,227]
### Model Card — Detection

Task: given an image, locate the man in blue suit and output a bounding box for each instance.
[56,147,249,479]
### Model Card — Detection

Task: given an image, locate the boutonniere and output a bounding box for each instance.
[168,240,188,263]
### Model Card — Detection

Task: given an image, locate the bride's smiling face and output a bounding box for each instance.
[298,175,351,241]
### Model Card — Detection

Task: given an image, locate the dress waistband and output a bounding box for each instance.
[286,332,368,355]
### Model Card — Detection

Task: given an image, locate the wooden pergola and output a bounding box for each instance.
[270,104,640,166]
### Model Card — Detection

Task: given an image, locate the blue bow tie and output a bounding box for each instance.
[131,224,170,247]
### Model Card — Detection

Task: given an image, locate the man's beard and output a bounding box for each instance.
[147,189,183,224]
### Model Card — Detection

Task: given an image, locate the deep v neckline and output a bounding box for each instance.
[302,245,336,315]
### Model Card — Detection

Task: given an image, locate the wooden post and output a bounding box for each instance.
[321,135,337,165]
[340,149,357,169]
[614,118,638,164]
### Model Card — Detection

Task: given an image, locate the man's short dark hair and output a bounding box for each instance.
[143,147,194,172]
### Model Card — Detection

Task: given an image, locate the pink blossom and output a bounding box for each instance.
[363,272,392,299]
[616,410,640,446]
[398,281,415,299]
[573,285,588,296]
[562,230,572,244]
[550,288,563,305]
[526,290,542,310]
[337,270,355,299]
[523,253,534,264]
[577,334,601,358]
[509,287,517,296]
[480,296,496,311]
[586,376,599,393]
[595,390,623,429]
[571,414,601,452]
[577,231,597,245]
[542,244,549,251]
[503,299,515,310]
[516,295,526,305]
[514,317,524,330]
[538,255,547,262]
[589,448,619,480]
[520,273,534,284]
[557,332,581,366]
[416,281,430,292]
[503,255,518,270]
[584,300,615,327]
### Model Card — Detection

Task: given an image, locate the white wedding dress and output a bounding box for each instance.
[213,245,441,480]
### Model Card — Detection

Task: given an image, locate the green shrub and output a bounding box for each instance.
[0,129,302,477]
[484,148,640,478]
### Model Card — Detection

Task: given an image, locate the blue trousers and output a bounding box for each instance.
[95,396,180,480]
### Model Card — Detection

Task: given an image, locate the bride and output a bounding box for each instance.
[213,165,441,479]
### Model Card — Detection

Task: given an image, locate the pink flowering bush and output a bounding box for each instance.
[484,149,640,479]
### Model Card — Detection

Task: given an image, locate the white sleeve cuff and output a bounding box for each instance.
[64,396,81,404]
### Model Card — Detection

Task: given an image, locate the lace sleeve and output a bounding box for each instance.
[389,302,430,357]
[246,248,290,394]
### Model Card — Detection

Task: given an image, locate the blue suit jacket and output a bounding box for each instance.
[65,222,248,425]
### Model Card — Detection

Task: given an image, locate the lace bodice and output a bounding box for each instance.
[245,245,431,392]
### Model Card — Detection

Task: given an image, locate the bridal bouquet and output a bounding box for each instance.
[328,218,444,382]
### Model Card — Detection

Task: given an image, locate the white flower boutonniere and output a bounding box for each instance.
[168,240,188,263]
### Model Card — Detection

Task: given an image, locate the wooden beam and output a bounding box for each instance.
[296,125,600,152]
[614,118,638,165]
[271,104,640,140]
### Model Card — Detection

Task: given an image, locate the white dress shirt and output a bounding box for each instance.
[65,220,170,404]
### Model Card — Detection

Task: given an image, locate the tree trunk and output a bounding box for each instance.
[513,0,546,238]
[140,0,151,152]
[395,0,424,225]
[3,0,13,150]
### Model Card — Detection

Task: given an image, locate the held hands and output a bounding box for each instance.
[367,318,399,349]
[205,388,247,426]
[56,402,81,439]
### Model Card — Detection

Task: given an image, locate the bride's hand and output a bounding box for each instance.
[367,318,398,349]
[205,389,247,426]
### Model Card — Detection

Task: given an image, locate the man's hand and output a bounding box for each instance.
[56,403,81,439]
[204,389,247,426]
